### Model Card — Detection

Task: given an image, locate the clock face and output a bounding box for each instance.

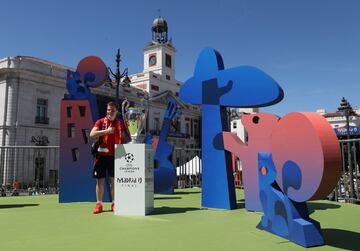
[149,55,157,66]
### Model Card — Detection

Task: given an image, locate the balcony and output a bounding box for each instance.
[35,116,49,124]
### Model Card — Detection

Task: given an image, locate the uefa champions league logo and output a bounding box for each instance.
[125,153,135,163]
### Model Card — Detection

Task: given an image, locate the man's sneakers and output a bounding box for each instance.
[93,202,103,214]
[93,202,115,214]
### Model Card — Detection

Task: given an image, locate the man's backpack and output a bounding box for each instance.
[91,119,102,158]
[91,139,101,157]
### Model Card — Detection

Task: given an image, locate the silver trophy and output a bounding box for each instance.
[122,100,146,144]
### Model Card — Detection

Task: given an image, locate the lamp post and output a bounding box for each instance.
[338,97,356,200]
[107,48,131,108]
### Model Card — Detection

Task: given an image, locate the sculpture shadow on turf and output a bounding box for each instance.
[322,228,360,250]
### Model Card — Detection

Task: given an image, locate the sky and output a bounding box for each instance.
[1,0,360,116]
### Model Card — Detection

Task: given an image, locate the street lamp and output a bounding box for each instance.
[338,97,356,200]
[107,48,131,108]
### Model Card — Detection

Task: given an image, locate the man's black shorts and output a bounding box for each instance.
[93,156,114,179]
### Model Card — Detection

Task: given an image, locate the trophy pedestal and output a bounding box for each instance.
[114,144,154,216]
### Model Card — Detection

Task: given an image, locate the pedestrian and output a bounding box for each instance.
[89,101,130,214]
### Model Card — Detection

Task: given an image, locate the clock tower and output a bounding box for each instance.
[143,16,176,81]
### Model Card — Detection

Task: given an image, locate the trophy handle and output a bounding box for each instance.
[135,112,147,143]
[121,99,130,119]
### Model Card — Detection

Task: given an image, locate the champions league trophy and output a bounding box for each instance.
[122,99,147,144]
[115,99,153,216]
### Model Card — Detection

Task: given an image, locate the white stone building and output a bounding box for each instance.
[229,108,259,142]
[129,16,201,149]
[317,106,360,139]
[228,108,259,187]
[317,108,360,129]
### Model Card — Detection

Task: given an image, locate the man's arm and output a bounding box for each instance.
[90,126,114,139]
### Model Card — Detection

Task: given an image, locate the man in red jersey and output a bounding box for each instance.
[90,101,130,214]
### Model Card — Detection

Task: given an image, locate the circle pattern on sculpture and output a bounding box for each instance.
[125,153,134,163]
[77,56,108,88]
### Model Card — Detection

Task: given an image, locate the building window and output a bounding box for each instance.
[185,123,190,136]
[176,121,181,133]
[194,122,199,138]
[191,119,194,137]
[170,119,180,133]
[151,84,159,91]
[166,75,171,80]
[48,170,58,188]
[154,117,160,131]
[35,98,49,124]
[34,157,45,187]
[233,122,237,129]
[165,54,172,68]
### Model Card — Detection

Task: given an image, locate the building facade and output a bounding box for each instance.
[228,108,259,187]
[317,108,360,139]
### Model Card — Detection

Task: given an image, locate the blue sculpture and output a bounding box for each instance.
[153,96,180,194]
[144,132,153,145]
[65,69,98,123]
[257,152,324,247]
[179,48,283,209]
[60,56,110,203]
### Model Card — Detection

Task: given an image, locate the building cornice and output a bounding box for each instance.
[143,42,176,52]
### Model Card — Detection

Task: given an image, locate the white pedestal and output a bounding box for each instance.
[114,144,154,216]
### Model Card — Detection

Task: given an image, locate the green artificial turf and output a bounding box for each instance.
[0,189,359,251]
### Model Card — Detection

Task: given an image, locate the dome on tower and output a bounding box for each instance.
[151,16,169,44]
[152,16,168,33]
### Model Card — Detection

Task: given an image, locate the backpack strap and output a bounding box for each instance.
[92,118,104,158]
[99,118,103,130]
